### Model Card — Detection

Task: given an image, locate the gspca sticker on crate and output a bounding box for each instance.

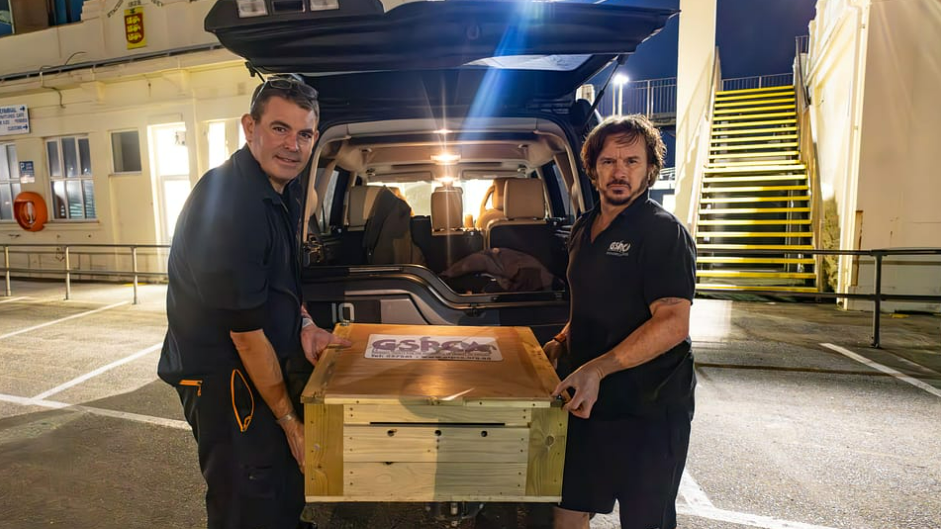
[364,334,503,362]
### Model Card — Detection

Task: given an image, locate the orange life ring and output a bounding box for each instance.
[13,192,48,232]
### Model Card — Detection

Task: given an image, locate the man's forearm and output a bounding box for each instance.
[589,308,689,379]
[230,329,295,421]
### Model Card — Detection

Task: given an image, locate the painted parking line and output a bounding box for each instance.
[677,504,839,529]
[0,392,189,430]
[0,301,129,341]
[679,469,715,512]
[31,342,163,401]
[0,296,28,304]
[821,343,941,398]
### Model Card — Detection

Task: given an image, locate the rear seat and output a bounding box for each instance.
[336,185,382,264]
[412,187,483,273]
[486,178,567,279]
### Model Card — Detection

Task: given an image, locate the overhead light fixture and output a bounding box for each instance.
[236,0,268,17]
[433,128,453,135]
[431,152,461,165]
[437,176,455,185]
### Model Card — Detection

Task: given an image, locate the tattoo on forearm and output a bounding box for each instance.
[656,297,685,306]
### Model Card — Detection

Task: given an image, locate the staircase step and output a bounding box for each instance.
[704,164,807,174]
[714,111,797,122]
[698,257,815,264]
[703,174,806,183]
[702,185,809,193]
[712,142,799,151]
[713,119,798,129]
[698,219,811,226]
[701,196,810,203]
[716,86,795,96]
[698,243,814,250]
[707,160,804,168]
[711,130,798,140]
[699,207,810,215]
[697,231,812,238]
[697,270,817,279]
[714,105,796,115]
[709,151,801,159]
[715,97,795,108]
[696,283,818,293]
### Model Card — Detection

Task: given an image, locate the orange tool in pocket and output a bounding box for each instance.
[179,379,203,396]
[230,369,255,433]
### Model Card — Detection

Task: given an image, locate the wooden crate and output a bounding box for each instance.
[302,323,568,502]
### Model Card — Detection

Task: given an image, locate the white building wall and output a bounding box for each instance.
[673,0,717,229]
[809,0,941,311]
[0,0,253,281]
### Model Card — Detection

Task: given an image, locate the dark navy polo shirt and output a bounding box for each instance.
[565,190,697,418]
[158,146,304,384]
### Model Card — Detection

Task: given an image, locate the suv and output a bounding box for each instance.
[206,0,674,344]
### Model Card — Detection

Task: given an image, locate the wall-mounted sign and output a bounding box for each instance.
[0,105,29,136]
[364,334,503,362]
[125,7,145,49]
[18,161,35,184]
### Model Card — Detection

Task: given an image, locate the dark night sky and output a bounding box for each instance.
[601,0,818,81]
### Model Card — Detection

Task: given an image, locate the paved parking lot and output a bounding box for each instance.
[0,279,939,528]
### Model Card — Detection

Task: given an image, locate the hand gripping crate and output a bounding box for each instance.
[301,323,568,502]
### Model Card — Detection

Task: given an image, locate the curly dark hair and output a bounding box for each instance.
[581,114,666,188]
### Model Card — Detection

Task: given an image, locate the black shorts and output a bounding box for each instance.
[559,403,693,529]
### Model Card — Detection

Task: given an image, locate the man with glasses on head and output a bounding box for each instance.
[159,74,350,529]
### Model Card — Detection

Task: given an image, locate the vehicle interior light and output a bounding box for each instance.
[434,128,453,135]
[431,153,461,165]
[236,0,268,18]
[309,0,340,11]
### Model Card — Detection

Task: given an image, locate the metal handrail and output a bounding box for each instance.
[721,73,793,92]
[620,77,678,119]
[697,247,941,348]
[2,243,171,304]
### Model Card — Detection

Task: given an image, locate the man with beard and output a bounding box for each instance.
[159,75,350,529]
[544,115,696,529]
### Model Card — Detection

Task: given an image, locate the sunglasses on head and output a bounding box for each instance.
[251,75,319,106]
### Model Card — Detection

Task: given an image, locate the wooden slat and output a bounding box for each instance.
[715,97,794,108]
[696,271,817,279]
[699,207,810,214]
[313,323,557,405]
[301,323,353,403]
[701,196,810,203]
[306,403,345,496]
[525,407,567,497]
[697,257,815,264]
[344,462,528,500]
[712,119,797,129]
[343,403,532,426]
[514,327,565,403]
[344,425,529,463]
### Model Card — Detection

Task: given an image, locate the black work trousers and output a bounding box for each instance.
[176,368,305,529]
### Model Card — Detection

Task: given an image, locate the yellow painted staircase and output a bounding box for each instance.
[696,85,817,293]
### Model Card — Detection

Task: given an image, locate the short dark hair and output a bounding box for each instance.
[249,74,320,123]
[581,114,666,187]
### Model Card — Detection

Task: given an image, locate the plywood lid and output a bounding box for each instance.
[301,323,561,406]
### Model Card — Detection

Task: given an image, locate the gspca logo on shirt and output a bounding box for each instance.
[606,240,632,257]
